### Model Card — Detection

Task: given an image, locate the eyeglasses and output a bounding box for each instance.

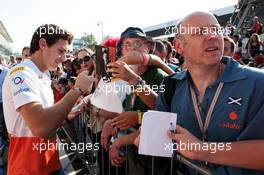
[122,41,146,49]
[80,55,91,63]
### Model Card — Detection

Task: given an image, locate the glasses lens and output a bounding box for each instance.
[122,41,144,49]
[83,56,91,62]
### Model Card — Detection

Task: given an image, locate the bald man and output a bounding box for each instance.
[156,11,264,174]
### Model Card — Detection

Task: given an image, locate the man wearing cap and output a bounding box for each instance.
[101,27,172,175]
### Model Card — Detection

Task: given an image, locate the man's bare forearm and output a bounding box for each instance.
[20,88,82,137]
[116,130,140,147]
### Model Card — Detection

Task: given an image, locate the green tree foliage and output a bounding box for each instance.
[81,33,98,49]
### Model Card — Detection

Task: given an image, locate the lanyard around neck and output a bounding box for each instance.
[190,82,224,141]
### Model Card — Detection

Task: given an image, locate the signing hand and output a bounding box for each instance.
[75,71,96,95]
[68,96,91,120]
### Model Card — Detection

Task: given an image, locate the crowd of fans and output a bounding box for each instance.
[222,15,264,68]
[0,11,264,175]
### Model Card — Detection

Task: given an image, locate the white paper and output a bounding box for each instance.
[139,110,177,157]
[71,94,92,113]
[90,78,131,113]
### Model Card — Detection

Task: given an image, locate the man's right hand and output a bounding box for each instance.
[74,71,96,95]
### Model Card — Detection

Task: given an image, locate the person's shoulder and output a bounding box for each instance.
[167,69,188,81]
[241,67,264,97]
[1,65,9,72]
[243,66,264,74]
[242,66,264,80]
[7,61,35,80]
[8,63,28,76]
[0,66,9,78]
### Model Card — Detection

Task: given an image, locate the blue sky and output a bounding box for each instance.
[0,0,237,53]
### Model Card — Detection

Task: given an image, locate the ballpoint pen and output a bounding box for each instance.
[170,122,177,158]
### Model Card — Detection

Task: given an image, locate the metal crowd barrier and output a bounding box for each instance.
[60,110,212,175]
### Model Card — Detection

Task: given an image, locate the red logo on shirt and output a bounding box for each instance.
[229,111,238,120]
[219,123,243,129]
[219,111,243,129]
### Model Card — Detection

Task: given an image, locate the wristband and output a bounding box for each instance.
[137,110,142,124]
[142,53,149,65]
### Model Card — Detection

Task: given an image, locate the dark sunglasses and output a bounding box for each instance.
[81,55,91,62]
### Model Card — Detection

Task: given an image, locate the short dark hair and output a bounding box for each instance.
[224,36,235,53]
[232,35,239,41]
[22,46,30,53]
[162,40,173,60]
[16,57,22,61]
[155,40,166,54]
[30,24,73,55]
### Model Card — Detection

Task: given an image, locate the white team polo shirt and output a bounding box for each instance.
[3,59,53,136]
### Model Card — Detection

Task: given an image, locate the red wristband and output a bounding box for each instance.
[142,54,149,65]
